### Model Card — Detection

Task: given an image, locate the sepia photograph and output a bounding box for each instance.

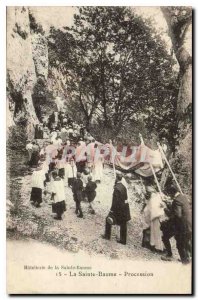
[6,4,192,294]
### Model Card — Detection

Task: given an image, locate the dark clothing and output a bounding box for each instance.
[34,125,43,139]
[50,113,55,124]
[105,219,127,244]
[110,182,131,225]
[161,219,175,257]
[76,161,86,173]
[48,114,56,130]
[72,178,84,202]
[44,173,50,187]
[172,194,192,236]
[75,201,83,216]
[80,127,85,138]
[72,178,84,216]
[173,194,192,263]
[161,219,191,262]
[58,112,63,125]
[30,187,42,204]
[38,127,43,139]
[58,168,65,179]
[142,227,151,249]
[29,150,40,167]
[85,181,97,203]
[57,148,63,159]
[68,177,75,187]
[104,182,131,244]
[52,200,66,217]
[49,161,56,172]
[34,125,40,139]
[161,194,192,263]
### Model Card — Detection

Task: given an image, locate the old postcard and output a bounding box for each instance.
[6,5,192,294]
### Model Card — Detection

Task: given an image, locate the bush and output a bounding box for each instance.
[7,125,27,150]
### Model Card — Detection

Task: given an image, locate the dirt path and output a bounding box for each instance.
[7,153,180,262]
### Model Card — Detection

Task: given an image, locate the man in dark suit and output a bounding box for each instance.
[102,172,131,245]
[161,185,192,264]
[72,172,84,218]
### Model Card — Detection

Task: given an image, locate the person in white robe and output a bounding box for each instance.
[50,128,58,139]
[75,142,87,173]
[26,140,33,162]
[143,186,165,252]
[81,168,92,187]
[67,159,77,187]
[51,171,66,220]
[39,143,47,160]
[93,151,104,183]
[56,157,65,178]
[43,125,49,139]
[30,165,46,207]
[86,140,95,172]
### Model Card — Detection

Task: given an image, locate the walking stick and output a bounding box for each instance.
[157,142,183,194]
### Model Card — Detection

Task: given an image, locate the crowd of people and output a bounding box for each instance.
[27,111,104,220]
[25,110,192,265]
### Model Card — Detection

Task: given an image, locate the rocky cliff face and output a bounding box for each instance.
[7,7,48,139]
[31,32,48,80]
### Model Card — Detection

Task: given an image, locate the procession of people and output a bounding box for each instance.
[26,110,192,265]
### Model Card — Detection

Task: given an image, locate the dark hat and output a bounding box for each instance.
[107,214,116,225]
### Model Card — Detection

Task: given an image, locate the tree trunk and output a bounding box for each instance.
[161,7,192,194]
[86,116,91,131]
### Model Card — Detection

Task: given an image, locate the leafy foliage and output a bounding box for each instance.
[7,125,28,150]
[32,77,57,122]
[29,12,45,35]
[48,6,178,144]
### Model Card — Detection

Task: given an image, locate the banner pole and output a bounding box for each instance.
[157,142,183,194]
[139,133,144,145]
[112,151,116,179]
[149,162,163,199]
[139,133,163,199]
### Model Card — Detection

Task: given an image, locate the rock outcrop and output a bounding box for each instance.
[7,7,49,139]
[31,32,48,80]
